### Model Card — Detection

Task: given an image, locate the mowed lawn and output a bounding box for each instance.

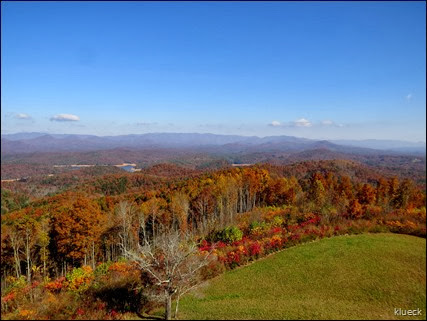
[178,233,426,320]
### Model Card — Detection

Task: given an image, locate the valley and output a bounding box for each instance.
[2,1,425,319]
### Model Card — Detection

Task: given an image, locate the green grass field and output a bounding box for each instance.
[177,233,426,320]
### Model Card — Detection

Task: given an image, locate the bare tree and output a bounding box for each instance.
[141,198,163,246]
[170,192,190,233]
[37,218,50,279]
[117,201,136,253]
[6,225,23,279]
[121,226,213,320]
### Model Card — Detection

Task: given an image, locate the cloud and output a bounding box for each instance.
[50,114,80,122]
[16,113,32,120]
[321,120,334,126]
[269,118,345,128]
[136,122,157,127]
[294,118,312,127]
[406,93,413,101]
[269,118,312,127]
[320,120,345,127]
[270,120,282,127]
[5,112,32,119]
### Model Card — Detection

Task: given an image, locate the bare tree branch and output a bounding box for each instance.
[119,224,213,320]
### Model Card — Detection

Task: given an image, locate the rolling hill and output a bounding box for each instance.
[177,233,426,320]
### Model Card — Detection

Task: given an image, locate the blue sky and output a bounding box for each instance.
[1,1,426,141]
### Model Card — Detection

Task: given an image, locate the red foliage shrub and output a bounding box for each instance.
[248,241,262,257]
[226,251,241,267]
[271,227,282,234]
[290,233,301,241]
[269,235,282,249]
[44,277,67,293]
[1,291,16,304]
[216,241,226,248]
[199,239,211,252]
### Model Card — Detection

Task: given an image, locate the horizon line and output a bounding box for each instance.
[1,130,426,144]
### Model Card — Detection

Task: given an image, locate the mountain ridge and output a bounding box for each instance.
[1,132,425,156]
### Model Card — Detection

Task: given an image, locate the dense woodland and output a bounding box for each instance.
[1,160,426,319]
[2,147,425,183]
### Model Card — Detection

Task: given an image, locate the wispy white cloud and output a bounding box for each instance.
[50,114,80,122]
[321,120,334,126]
[269,119,308,127]
[320,120,345,127]
[269,118,345,128]
[5,112,32,119]
[136,122,157,126]
[294,118,312,127]
[15,113,32,120]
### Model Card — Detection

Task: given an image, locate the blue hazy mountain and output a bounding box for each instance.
[1,132,425,155]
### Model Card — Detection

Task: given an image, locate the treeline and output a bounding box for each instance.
[1,163,425,288]
[1,163,209,208]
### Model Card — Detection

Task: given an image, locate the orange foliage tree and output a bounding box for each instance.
[50,194,105,267]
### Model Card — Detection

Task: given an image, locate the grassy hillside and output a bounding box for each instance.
[178,233,426,320]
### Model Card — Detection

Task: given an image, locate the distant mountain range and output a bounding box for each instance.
[1,132,425,156]
[331,139,426,153]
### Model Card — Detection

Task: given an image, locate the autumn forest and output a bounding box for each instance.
[2,2,426,319]
[1,156,426,319]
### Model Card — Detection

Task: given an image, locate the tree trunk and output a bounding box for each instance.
[43,246,46,279]
[152,215,156,246]
[165,292,172,320]
[12,244,21,278]
[175,294,181,319]
[92,241,96,269]
[14,251,20,278]
[26,231,31,283]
